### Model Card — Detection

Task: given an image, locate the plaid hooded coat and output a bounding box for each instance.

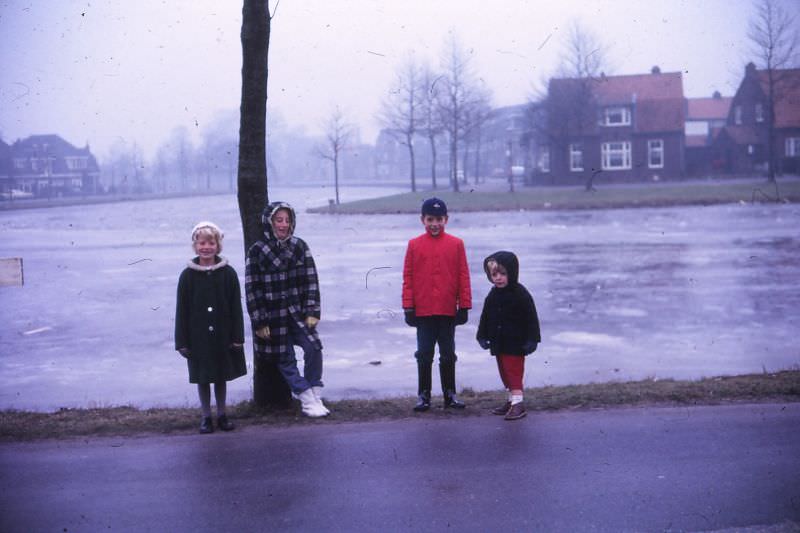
[245,202,322,362]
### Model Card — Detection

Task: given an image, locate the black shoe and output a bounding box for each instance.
[492,401,512,415]
[444,390,466,409]
[217,415,235,431]
[413,391,431,412]
[504,403,527,421]
[199,416,214,434]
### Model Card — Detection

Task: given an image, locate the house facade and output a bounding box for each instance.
[538,67,686,185]
[685,91,732,175]
[713,63,800,176]
[2,134,101,198]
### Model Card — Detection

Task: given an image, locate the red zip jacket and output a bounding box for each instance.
[402,229,472,316]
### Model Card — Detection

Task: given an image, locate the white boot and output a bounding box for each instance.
[298,388,327,418]
[312,386,330,415]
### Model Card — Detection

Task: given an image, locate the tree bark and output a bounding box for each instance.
[238,0,291,407]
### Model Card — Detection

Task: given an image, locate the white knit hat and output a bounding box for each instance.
[191,221,224,241]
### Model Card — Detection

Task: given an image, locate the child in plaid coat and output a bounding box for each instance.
[245,202,329,417]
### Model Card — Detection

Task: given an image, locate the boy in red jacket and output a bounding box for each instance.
[402,197,472,411]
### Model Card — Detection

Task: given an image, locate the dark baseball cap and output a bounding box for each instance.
[421,197,447,216]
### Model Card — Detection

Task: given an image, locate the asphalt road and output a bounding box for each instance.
[1,403,799,532]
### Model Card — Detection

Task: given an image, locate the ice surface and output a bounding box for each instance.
[1,185,798,411]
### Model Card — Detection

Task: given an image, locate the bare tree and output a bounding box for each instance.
[238,0,291,407]
[419,63,444,189]
[378,56,422,192]
[437,33,492,192]
[748,0,799,181]
[547,21,610,191]
[316,106,353,205]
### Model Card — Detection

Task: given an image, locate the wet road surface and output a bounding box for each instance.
[1,403,798,532]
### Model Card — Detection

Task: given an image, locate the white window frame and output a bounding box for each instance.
[647,139,664,169]
[569,143,584,171]
[602,106,631,126]
[786,137,800,157]
[734,105,742,125]
[755,103,764,123]
[601,141,632,170]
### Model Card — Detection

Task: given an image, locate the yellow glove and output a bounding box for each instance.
[305,316,319,329]
[255,326,270,340]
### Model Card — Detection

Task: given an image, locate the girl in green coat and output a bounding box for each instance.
[175,221,247,433]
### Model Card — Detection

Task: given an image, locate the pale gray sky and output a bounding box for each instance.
[0,0,766,160]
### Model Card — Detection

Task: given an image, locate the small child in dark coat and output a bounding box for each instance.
[175,221,247,433]
[476,251,541,420]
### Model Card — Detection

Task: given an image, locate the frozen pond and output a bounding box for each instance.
[1,186,799,411]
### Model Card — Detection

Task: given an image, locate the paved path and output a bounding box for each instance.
[1,403,799,532]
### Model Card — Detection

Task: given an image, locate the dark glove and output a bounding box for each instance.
[455,308,469,326]
[522,341,538,354]
[404,309,418,327]
[477,338,490,350]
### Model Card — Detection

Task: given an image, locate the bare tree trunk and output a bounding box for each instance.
[334,153,340,204]
[238,0,291,408]
[428,136,438,189]
[406,134,417,193]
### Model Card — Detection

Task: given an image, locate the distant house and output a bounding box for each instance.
[5,134,101,197]
[713,63,800,176]
[0,139,10,181]
[540,66,686,184]
[685,91,732,175]
[473,104,537,184]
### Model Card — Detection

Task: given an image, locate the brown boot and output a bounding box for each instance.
[492,401,511,415]
[504,403,526,421]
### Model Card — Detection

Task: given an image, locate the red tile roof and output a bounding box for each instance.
[687,96,732,120]
[549,71,685,133]
[757,69,800,128]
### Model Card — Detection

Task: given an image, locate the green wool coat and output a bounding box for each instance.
[175,256,247,384]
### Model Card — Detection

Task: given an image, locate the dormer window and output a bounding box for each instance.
[755,103,764,123]
[601,106,631,126]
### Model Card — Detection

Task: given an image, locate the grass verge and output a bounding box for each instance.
[1,370,798,441]
[307,179,800,214]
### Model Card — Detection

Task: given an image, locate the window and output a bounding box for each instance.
[66,156,88,170]
[601,106,631,126]
[648,139,664,169]
[601,141,632,170]
[786,137,800,157]
[13,158,26,170]
[537,146,550,172]
[734,105,742,125]
[755,103,764,123]
[569,143,584,171]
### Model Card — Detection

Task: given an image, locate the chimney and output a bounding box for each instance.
[712,90,721,99]
[745,62,756,76]
[651,66,661,74]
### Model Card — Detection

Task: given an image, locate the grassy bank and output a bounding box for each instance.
[308,178,800,214]
[2,370,798,441]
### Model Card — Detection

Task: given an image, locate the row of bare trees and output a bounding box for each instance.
[377,34,492,193]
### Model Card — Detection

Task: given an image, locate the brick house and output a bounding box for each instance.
[5,134,101,197]
[685,91,732,175]
[539,67,685,185]
[713,63,800,176]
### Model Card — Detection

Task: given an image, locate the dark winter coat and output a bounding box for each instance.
[245,202,322,363]
[175,256,247,384]
[476,251,541,357]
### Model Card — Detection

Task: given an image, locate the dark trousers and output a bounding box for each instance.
[415,315,457,365]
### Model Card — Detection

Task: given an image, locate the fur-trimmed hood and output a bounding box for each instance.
[262,201,297,241]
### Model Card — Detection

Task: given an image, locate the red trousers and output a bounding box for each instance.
[496,354,525,390]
